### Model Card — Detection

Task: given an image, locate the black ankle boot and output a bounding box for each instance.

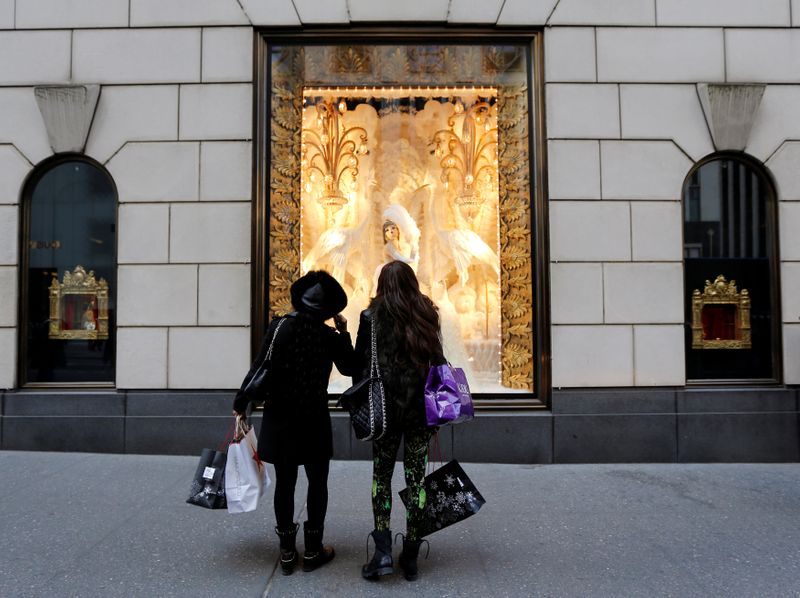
[302,521,335,572]
[397,534,429,581]
[275,523,299,575]
[361,529,393,580]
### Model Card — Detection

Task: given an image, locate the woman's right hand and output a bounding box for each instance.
[333,313,347,333]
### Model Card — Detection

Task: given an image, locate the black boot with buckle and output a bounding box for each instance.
[302,521,335,572]
[275,523,299,575]
[396,533,430,581]
[361,529,394,580]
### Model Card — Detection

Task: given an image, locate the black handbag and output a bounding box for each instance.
[339,315,388,441]
[238,316,288,405]
[398,460,486,537]
[186,448,228,509]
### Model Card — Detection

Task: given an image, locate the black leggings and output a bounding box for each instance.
[273,461,330,529]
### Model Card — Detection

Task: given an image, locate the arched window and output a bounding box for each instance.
[683,154,780,381]
[20,156,117,384]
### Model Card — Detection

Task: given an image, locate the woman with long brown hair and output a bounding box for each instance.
[354,260,445,582]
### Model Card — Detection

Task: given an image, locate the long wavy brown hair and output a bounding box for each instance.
[372,260,442,369]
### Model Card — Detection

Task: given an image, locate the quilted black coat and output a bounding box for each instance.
[236,312,357,465]
[352,300,445,431]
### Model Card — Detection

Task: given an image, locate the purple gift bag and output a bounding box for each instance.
[424,364,474,426]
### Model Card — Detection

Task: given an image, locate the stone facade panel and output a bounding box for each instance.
[0,89,51,164]
[118,204,170,264]
[633,325,686,385]
[347,0,449,21]
[109,142,199,203]
[85,86,179,164]
[0,146,30,205]
[0,328,15,389]
[0,206,18,265]
[547,140,600,200]
[544,28,596,82]
[238,0,299,25]
[116,327,168,389]
[601,140,692,200]
[448,0,505,23]
[496,0,556,25]
[179,84,252,141]
[783,323,800,384]
[550,201,631,262]
[16,0,129,28]
[550,0,655,25]
[293,0,349,23]
[620,84,714,161]
[597,28,724,83]
[546,84,620,139]
[202,28,254,83]
[117,265,198,326]
[73,29,201,85]
[779,203,800,261]
[745,86,800,161]
[603,263,684,324]
[168,327,250,388]
[0,267,16,327]
[727,30,800,83]
[200,141,252,201]
[130,0,249,27]
[657,0,790,27]
[781,263,800,323]
[198,264,250,326]
[766,141,800,201]
[631,202,682,262]
[552,325,634,387]
[169,203,251,264]
[550,263,604,324]
[0,31,71,86]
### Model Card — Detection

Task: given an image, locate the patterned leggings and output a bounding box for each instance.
[371,424,434,541]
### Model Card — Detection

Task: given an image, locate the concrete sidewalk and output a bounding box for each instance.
[1,451,799,598]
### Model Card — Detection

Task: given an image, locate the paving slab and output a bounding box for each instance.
[1,452,799,597]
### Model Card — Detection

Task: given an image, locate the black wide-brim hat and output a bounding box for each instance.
[290,270,347,320]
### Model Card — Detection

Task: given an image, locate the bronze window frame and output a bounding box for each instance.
[251,28,551,408]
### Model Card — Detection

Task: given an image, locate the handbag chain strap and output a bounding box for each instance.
[266,317,287,362]
[367,314,387,440]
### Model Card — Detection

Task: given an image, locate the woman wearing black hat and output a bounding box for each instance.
[233,270,357,575]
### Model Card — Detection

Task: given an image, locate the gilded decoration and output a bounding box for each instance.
[268,44,534,392]
[48,265,109,340]
[691,275,752,349]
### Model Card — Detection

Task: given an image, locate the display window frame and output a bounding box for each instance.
[681,151,783,386]
[253,28,551,407]
[17,153,119,388]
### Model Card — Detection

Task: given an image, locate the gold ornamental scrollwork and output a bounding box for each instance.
[498,84,534,390]
[48,265,109,340]
[269,47,305,319]
[691,274,752,350]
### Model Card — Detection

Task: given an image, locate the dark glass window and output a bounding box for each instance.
[683,156,779,381]
[22,158,117,384]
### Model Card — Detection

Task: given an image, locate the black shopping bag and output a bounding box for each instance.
[186,448,228,509]
[399,460,486,537]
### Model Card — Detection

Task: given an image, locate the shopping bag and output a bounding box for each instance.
[424,364,474,426]
[186,448,228,509]
[225,422,271,514]
[398,460,485,537]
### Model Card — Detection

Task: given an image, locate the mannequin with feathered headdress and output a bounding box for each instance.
[372,203,420,291]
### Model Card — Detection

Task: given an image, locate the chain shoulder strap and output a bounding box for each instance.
[266,317,287,361]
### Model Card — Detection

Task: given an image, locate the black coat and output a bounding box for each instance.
[353,301,445,431]
[236,312,357,465]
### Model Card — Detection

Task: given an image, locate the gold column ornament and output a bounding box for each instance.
[301,98,368,226]
[432,100,499,222]
[691,274,752,349]
[48,265,109,340]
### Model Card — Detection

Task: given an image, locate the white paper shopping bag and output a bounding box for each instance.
[225,425,271,514]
